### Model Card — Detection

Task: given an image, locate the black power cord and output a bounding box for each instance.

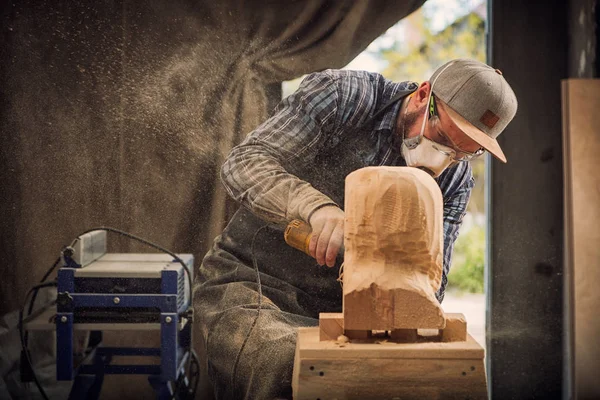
[23,256,61,349]
[230,223,272,397]
[189,350,200,397]
[19,281,58,400]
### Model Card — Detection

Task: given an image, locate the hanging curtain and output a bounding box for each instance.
[0,0,426,314]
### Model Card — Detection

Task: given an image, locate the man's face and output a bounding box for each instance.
[400,83,482,156]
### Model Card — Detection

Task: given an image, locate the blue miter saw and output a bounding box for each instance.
[22,228,198,400]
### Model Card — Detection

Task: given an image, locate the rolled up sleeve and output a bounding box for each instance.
[220,72,341,224]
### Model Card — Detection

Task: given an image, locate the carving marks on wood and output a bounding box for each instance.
[343,167,445,330]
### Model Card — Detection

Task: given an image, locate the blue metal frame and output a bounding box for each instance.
[67,293,178,311]
[55,256,193,399]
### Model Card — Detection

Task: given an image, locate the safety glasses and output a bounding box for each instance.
[428,95,485,162]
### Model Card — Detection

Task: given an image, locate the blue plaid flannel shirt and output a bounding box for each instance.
[221,70,474,301]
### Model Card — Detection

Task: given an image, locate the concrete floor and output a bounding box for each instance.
[442,291,486,349]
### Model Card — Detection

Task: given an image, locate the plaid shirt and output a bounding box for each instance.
[221,70,474,301]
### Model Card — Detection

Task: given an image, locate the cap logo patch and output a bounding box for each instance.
[480,110,499,129]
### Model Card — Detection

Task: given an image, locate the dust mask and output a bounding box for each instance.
[401,85,457,177]
[401,134,455,178]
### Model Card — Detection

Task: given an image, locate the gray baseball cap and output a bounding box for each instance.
[430,59,518,163]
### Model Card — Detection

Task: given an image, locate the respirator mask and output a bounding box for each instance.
[401,95,456,178]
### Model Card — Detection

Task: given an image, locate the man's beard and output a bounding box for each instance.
[401,105,426,138]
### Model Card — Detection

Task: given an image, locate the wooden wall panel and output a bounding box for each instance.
[562,79,600,399]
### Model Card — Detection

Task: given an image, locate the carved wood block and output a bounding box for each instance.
[343,167,446,330]
[441,313,467,342]
[318,313,344,341]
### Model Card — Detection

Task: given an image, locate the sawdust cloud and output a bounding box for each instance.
[6,1,237,183]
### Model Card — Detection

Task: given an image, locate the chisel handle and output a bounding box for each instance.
[284,219,345,256]
[284,219,313,256]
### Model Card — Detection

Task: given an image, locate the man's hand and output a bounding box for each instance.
[308,205,344,267]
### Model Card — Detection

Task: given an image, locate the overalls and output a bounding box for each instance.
[194,87,416,399]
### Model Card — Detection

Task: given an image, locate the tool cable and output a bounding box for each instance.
[230,223,273,397]
[19,281,58,400]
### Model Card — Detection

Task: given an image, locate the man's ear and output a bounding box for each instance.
[413,81,431,108]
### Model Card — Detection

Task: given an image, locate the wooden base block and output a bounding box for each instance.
[319,313,344,341]
[442,313,467,342]
[293,327,487,400]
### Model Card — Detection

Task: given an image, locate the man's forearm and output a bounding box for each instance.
[221,143,337,224]
[219,71,342,225]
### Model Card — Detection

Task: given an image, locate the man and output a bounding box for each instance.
[194,58,517,399]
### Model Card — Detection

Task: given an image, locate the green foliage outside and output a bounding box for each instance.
[375,4,487,293]
[447,224,485,293]
[380,13,486,82]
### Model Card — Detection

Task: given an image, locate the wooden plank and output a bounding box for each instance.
[294,358,487,400]
[562,79,600,399]
[292,329,301,400]
[297,327,484,360]
[294,329,487,399]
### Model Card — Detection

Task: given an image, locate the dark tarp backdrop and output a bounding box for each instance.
[0,0,425,398]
